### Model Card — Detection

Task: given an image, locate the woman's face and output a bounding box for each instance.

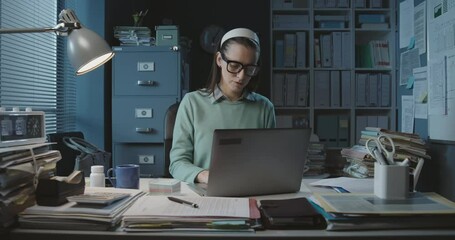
[216,43,259,100]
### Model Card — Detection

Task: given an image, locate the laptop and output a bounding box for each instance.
[189,128,311,197]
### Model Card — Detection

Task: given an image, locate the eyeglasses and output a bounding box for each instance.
[220,52,260,77]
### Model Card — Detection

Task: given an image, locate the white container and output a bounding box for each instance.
[90,165,105,187]
[374,162,409,200]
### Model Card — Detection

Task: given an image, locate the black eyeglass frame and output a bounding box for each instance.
[220,52,260,77]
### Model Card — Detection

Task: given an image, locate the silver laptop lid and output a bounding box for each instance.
[206,128,311,197]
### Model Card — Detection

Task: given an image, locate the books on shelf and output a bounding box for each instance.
[273,72,309,107]
[314,32,351,68]
[355,73,391,107]
[356,40,390,68]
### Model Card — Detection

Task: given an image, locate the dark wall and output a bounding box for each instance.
[104,0,270,150]
[105,0,271,93]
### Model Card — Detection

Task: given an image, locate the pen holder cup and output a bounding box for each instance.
[374,162,409,200]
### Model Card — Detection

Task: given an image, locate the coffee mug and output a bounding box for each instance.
[107,164,140,189]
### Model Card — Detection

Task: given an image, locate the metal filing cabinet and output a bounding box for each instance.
[112,46,183,177]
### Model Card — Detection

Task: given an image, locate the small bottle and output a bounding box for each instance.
[90,165,105,187]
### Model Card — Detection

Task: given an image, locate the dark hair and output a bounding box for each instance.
[203,37,261,94]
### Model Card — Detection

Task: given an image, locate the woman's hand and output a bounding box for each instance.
[196,170,209,184]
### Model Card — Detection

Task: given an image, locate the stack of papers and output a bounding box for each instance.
[122,195,260,232]
[1,143,60,228]
[310,192,455,231]
[114,26,154,46]
[18,187,144,231]
[342,127,429,178]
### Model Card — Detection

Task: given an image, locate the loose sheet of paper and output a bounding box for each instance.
[401,95,415,133]
[414,2,426,55]
[123,195,250,218]
[400,0,414,48]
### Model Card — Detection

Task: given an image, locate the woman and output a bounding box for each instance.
[169,28,276,183]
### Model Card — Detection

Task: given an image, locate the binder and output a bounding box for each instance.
[274,39,284,67]
[380,73,390,107]
[314,71,330,107]
[368,73,379,106]
[320,34,332,67]
[285,73,297,106]
[338,115,349,147]
[317,115,338,148]
[296,32,307,68]
[314,38,322,67]
[272,73,285,106]
[296,73,309,107]
[331,32,342,68]
[283,33,296,67]
[330,71,340,107]
[259,198,326,230]
[341,32,351,68]
[341,71,351,107]
[356,73,368,106]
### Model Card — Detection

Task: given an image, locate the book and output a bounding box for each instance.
[259,197,326,229]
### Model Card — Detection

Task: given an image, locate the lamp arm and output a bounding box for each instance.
[0,22,79,35]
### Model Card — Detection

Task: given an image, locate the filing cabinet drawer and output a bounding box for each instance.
[113,49,180,96]
[112,96,177,143]
[113,143,165,177]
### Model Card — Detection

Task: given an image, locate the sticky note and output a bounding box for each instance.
[408,36,415,50]
[406,76,415,89]
[419,91,428,103]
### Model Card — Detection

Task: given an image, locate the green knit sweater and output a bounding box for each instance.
[169,90,276,183]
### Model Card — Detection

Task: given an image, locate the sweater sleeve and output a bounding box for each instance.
[169,95,205,183]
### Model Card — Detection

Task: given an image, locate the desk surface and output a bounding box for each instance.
[8,179,455,240]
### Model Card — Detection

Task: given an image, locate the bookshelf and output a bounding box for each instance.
[270,0,396,149]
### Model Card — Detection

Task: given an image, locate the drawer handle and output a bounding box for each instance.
[137,80,156,86]
[136,127,154,133]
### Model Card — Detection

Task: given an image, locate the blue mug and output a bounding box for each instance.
[107,164,140,189]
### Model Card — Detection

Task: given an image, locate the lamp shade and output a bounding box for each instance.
[67,26,115,75]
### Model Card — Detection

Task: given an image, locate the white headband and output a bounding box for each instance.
[220,28,260,47]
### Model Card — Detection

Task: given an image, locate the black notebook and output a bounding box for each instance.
[259,197,327,230]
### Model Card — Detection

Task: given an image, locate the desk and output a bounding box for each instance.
[8,179,455,240]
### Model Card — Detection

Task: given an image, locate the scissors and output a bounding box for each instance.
[365,134,396,165]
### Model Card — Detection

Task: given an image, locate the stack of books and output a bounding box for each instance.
[18,187,144,231]
[311,192,455,231]
[121,195,260,232]
[304,142,327,176]
[114,26,154,46]
[0,143,61,229]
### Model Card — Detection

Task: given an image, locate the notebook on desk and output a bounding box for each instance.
[189,128,312,197]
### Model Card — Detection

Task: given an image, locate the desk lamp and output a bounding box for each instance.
[0,9,114,75]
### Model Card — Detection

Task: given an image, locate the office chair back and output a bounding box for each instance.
[164,102,179,178]
[47,131,85,176]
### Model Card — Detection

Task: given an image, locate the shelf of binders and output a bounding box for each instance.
[270,0,397,148]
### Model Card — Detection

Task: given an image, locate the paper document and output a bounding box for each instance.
[123,195,250,218]
[310,177,374,194]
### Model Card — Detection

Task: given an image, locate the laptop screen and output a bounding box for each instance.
[205,128,311,197]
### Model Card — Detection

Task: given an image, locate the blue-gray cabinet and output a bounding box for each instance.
[112,46,183,177]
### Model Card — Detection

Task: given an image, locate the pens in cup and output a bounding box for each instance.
[167,196,199,208]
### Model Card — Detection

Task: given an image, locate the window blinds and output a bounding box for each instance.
[0,0,76,134]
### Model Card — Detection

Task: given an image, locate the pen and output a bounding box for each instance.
[167,196,199,208]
